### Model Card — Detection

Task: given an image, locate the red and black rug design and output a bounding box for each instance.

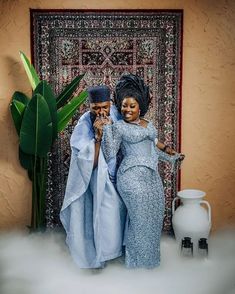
[31,10,183,232]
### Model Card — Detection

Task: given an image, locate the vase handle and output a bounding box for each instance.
[172,196,180,215]
[200,200,211,223]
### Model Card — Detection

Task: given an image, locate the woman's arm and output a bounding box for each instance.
[101,123,122,162]
[153,124,185,164]
[156,141,177,155]
[155,146,185,171]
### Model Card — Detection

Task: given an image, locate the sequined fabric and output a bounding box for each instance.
[102,120,180,268]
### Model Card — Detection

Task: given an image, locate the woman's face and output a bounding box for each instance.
[121,97,140,122]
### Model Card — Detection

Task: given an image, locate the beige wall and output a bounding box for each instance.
[0,0,235,231]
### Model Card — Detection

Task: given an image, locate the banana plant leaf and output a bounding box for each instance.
[20,93,53,158]
[19,147,34,172]
[12,91,30,105]
[20,51,40,90]
[56,74,85,109]
[34,81,58,142]
[10,99,26,135]
[57,91,88,133]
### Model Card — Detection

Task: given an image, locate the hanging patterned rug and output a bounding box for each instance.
[31,10,183,232]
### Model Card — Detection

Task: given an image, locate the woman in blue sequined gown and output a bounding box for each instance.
[100,75,182,268]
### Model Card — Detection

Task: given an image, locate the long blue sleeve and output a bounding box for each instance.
[101,123,122,162]
[156,147,181,163]
[151,125,181,171]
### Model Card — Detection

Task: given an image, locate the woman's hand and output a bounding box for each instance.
[101,116,112,126]
[175,153,185,169]
[156,141,177,155]
[93,115,113,141]
[178,153,185,161]
[165,146,176,155]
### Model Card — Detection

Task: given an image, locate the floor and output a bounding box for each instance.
[0,229,234,294]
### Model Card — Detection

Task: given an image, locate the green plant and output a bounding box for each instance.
[10,52,88,230]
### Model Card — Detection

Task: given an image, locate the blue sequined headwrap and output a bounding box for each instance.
[88,85,111,103]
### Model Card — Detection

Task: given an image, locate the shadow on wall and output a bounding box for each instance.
[4,56,31,95]
[0,56,31,167]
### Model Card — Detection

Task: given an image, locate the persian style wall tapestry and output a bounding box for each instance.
[31,10,183,232]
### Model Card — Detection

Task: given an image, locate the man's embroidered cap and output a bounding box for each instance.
[88,85,111,103]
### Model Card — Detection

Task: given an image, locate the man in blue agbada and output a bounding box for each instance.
[60,85,126,269]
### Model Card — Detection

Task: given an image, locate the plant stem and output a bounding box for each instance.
[39,157,47,228]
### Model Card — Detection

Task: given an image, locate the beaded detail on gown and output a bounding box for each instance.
[102,120,180,268]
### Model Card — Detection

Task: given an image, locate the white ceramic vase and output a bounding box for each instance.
[172,189,211,252]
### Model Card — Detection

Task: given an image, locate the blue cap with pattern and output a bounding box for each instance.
[88,85,111,103]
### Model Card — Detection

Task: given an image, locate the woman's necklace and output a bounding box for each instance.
[128,118,141,125]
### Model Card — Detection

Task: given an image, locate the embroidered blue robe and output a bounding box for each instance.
[60,106,126,268]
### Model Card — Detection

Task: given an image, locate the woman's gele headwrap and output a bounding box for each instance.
[114,74,150,116]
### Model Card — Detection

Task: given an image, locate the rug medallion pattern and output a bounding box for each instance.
[31,10,183,232]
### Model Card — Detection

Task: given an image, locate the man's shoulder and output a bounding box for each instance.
[71,111,93,147]
[73,111,91,128]
[72,111,92,135]
[110,105,122,122]
[78,111,91,122]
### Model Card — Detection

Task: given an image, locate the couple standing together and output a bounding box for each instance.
[60,74,184,269]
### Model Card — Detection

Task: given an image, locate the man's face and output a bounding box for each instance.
[90,101,111,118]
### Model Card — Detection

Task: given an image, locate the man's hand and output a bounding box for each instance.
[93,117,104,141]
